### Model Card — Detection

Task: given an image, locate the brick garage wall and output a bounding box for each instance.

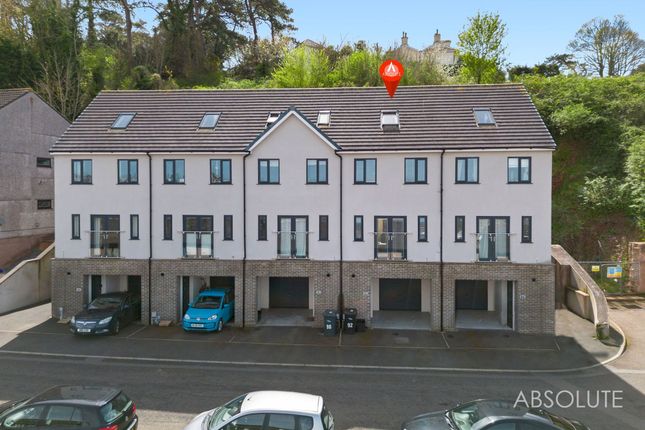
[244,260,340,326]
[342,261,441,330]
[51,258,148,320]
[443,263,555,334]
[149,259,243,325]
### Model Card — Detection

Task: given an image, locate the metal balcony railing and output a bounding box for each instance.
[277,231,309,258]
[373,232,408,260]
[183,231,213,258]
[89,231,121,258]
[475,233,511,262]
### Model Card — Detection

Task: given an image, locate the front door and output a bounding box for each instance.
[374,216,407,260]
[477,217,510,261]
[278,216,308,258]
[127,275,142,320]
[506,281,514,328]
[90,275,102,302]
[181,276,191,318]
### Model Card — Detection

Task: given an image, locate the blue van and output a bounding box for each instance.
[182,288,234,332]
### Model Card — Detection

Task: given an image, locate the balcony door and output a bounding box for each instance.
[278,216,308,258]
[374,216,407,260]
[90,215,120,257]
[477,217,510,261]
[183,215,213,258]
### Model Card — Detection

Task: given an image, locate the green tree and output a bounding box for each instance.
[271,46,331,87]
[331,46,382,87]
[457,12,507,84]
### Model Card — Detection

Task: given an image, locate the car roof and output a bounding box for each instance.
[241,391,322,415]
[27,386,120,407]
[198,289,229,296]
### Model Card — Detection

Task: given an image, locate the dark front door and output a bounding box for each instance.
[90,275,102,302]
[455,280,488,310]
[379,278,421,311]
[507,281,514,328]
[127,275,142,320]
[181,276,190,317]
[269,277,309,308]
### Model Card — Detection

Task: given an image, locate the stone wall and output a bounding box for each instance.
[628,242,645,293]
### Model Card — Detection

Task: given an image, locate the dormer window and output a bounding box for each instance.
[199,112,220,129]
[266,112,281,128]
[317,110,331,127]
[111,113,135,129]
[380,110,399,131]
[474,108,496,126]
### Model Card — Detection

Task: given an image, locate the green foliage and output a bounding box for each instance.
[331,48,383,87]
[579,176,626,213]
[0,36,39,88]
[549,103,604,136]
[457,12,507,84]
[623,133,645,230]
[271,46,332,88]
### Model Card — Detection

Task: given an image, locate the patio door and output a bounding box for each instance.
[278,216,308,258]
[477,217,510,261]
[374,216,407,260]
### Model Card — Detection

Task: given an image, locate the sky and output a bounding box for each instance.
[136,0,645,67]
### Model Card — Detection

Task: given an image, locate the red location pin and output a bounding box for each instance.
[379,59,404,98]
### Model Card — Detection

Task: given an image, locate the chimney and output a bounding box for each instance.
[434,29,441,44]
[401,31,408,47]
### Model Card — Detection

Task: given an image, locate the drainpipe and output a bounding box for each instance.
[242,151,251,328]
[334,151,344,314]
[439,149,445,331]
[147,152,152,325]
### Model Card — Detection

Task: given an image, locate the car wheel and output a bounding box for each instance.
[112,319,120,335]
[217,320,223,332]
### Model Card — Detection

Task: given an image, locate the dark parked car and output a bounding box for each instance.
[70,292,140,335]
[0,385,137,430]
[402,400,589,430]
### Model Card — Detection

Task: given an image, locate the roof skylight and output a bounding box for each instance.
[199,112,221,129]
[266,112,281,127]
[380,110,400,131]
[474,108,496,126]
[317,110,331,127]
[111,113,135,129]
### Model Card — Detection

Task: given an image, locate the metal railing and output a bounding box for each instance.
[372,232,408,260]
[277,231,309,258]
[474,233,511,262]
[89,231,121,258]
[183,231,213,258]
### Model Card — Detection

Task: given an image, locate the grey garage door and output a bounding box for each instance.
[455,280,488,310]
[379,278,421,311]
[269,277,309,308]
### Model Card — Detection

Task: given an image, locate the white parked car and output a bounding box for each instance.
[183,391,334,430]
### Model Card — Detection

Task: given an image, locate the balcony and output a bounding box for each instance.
[373,232,408,260]
[183,231,213,258]
[475,233,511,262]
[89,231,121,258]
[277,231,308,259]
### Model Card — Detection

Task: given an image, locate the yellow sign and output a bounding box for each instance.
[591,265,600,273]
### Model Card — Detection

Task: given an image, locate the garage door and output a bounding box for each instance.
[455,280,488,310]
[269,277,309,308]
[379,278,421,311]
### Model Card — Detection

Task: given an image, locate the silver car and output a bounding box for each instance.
[183,391,334,430]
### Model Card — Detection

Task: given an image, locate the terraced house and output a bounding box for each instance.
[51,85,556,334]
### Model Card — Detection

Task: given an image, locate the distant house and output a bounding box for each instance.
[393,30,457,67]
[0,88,70,269]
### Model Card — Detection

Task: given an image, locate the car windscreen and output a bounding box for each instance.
[192,296,222,309]
[89,296,123,310]
[100,393,132,424]
[449,401,523,430]
[208,395,245,429]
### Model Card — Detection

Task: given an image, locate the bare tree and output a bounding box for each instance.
[569,15,645,77]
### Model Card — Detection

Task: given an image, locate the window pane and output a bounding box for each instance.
[223,414,266,430]
[224,215,233,240]
[211,160,221,183]
[222,160,231,183]
[520,158,530,181]
[83,160,92,183]
[456,158,466,182]
[199,113,219,128]
[467,158,478,182]
[456,216,464,241]
[269,160,279,183]
[355,160,364,182]
[417,159,426,182]
[165,160,174,183]
[118,160,128,183]
[318,160,327,182]
[418,216,427,240]
[176,160,185,183]
[508,158,519,182]
[475,109,495,125]
[307,160,317,183]
[258,215,267,240]
[365,159,376,183]
[354,216,363,240]
[164,215,172,239]
[129,160,138,182]
[405,159,415,182]
[319,215,328,241]
[72,214,80,239]
[267,414,296,430]
[72,160,81,183]
[259,161,268,182]
[131,215,139,239]
[522,216,531,242]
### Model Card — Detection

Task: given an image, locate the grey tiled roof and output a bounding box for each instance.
[0,88,30,110]
[51,85,555,153]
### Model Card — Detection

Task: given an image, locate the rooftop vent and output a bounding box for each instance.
[199,112,220,129]
[266,112,281,128]
[380,110,400,131]
[473,108,496,126]
[317,110,331,127]
[111,113,135,129]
